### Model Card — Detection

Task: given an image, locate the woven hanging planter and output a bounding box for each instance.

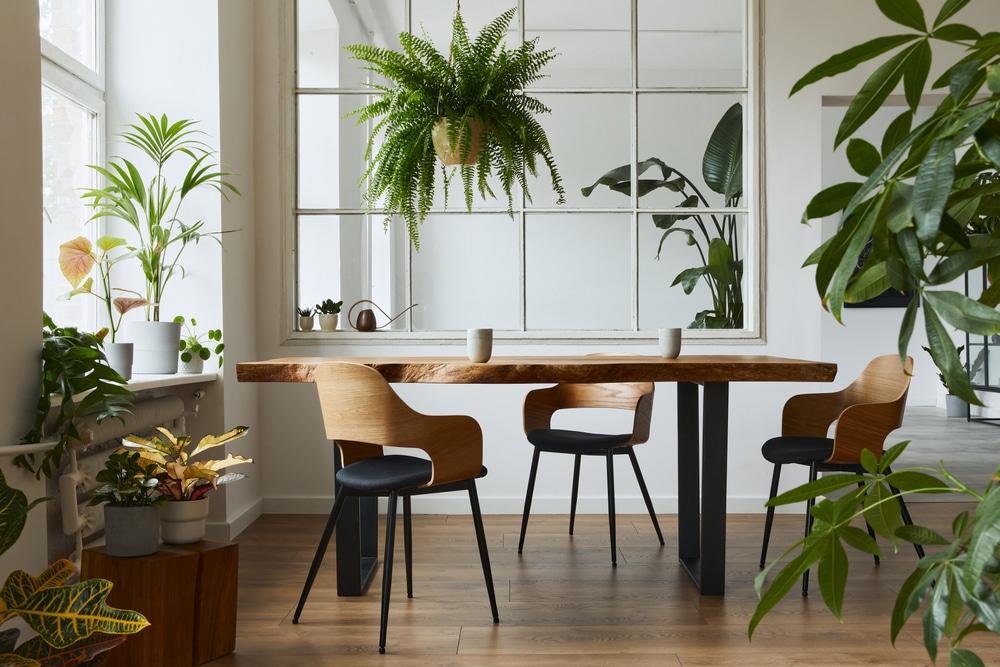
[432,117,484,166]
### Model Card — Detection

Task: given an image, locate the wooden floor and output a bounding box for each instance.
[205,504,1000,666]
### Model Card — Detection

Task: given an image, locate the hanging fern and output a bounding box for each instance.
[345,7,565,249]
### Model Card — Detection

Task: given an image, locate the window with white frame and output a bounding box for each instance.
[39,0,104,331]
[291,0,758,339]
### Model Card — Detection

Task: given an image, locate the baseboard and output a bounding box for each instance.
[205,497,265,541]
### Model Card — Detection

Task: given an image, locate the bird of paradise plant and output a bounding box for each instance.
[123,425,253,501]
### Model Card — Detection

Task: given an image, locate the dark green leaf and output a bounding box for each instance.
[922,298,980,404]
[817,537,849,620]
[932,23,981,41]
[702,103,743,198]
[895,523,952,546]
[803,183,863,222]
[902,39,932,112]
[922,289,1000,335]
[882,110,913,157]
[766,474,862,507]
[790,35,919,96]
[963,484,1000,592]
[933,0,972,28]
[836,44,919,147]
[876,0,926,31]
[847,139,882,177]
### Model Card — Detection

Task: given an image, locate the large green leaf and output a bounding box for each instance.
[0,469,46,560]
[962,484,1000,592]
[922,289,1000,335]
[876,0,927,31]
[702,103,743,199]
[933,0,972,28]
[847,139,883,177]
[790,34,919,96]
[913,139,957,243]
[803,183,864,222]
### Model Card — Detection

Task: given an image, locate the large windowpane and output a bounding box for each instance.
[39,0,98,71]
[298,94,366,210]
[525,214,632,331]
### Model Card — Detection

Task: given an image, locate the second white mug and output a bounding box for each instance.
[658,327,682,358]
[467,328,493,363]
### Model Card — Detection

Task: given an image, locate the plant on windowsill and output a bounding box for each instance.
[316,299,342,331]
[751,1,1000,665]
[297,306,315,331]
[0,467,149,664]
[87,449,163,557]
[344,5,566,250]
[581,103,744,329]
[173,316,224,373]
[124,425,253,544]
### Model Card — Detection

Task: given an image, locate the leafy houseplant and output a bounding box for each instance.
[87,450,162,558]
[174,316,224,368]
[16,313,134,479]
[316,299,343,332]
[57,235,149,343]
[581,103,744,329]
[0,467,149,665]
[345,6,566,249]
[297,306,315,331]
[752,1,1000,664]
[80,113,240,322]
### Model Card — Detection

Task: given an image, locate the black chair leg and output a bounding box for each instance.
[606,449,617,567]
[403,495,413,598]
[802,462,818,597]
[569,454,582,536]
[760,463,781,568]
[293,488,348,623]
[518,448,542,554]
[467,480,500,623]
[626,447,664,545]
[378,491,399,654]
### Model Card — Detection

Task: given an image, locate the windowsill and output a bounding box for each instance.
[125,372,218,392]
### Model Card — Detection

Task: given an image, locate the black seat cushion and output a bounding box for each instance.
[336,455,433,492]
[527,429,632,455]
[761,436,834,465]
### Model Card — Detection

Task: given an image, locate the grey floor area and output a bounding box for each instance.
[891,406,998,500]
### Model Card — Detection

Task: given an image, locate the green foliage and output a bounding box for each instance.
[750,442,1000,667]
[296,306,314,317]
[174,316,224,367]
[315,299,343,315]
[87,450,162,508]
[581,103,745,328]
[345,7,565,249]
[80,113,240,321]
[793,0,1000,405]
[0,468,148,666]
[16,314,134,479]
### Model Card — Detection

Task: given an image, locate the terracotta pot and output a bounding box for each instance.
[431,117,484,166]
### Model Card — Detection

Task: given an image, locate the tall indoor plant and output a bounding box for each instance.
[581,103,744,328]
[751,1,1000,665]
[345,6,565,249]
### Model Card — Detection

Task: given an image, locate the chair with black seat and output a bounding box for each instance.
[292,362,499,654]
[759,354,924,596]
[517,380,664,567]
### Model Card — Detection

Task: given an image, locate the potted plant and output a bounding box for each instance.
[316,299,343,331]
[581,103,744,329]
[87,449,162,557]
[752,1,1000,664]
[16,313,134,480]
[0,467,149,664]
[344,6,566,249]
[922,345,974,418]
[173,316,224,373]
[81,113,240,373]
[57,235,150,380]
[297,306,315,331]
[124,425,253,544]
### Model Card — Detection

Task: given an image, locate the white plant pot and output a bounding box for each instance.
[318,313,339,331]
[103,505,160,557]
[946,394,967,418]
[103,342,134,381]
[299,315,315,331]
[178,354,206,374]
[159,497,210,545]
[123,320,182,374]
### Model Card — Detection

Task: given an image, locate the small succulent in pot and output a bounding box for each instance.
[174,316,224,367]
[296,306,314,317]
[316,299,343,315]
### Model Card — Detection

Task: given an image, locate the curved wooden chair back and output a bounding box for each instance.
[314,362,484,487]
[781,354,913,464]
[523,381,655,446]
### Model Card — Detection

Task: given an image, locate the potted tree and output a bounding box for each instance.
[124,425,253,544]
[81,113,240,373]
[315,299,343,331]
[57,235,150,380]
[173,316,224,373]
[344,6,565,249]
[87,449,162,557]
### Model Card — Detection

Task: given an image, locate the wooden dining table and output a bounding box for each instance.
[237,354,837,595]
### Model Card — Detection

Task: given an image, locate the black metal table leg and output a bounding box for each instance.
[677,381,730,595]
[334,446,379,596]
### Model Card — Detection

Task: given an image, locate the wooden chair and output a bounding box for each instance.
[292,362,499,654]
[759,354,924,595]
[518,380,664,566]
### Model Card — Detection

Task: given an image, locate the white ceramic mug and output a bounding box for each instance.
[467,328,493,363]
[658,327,682,358]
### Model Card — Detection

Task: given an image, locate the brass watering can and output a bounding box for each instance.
[347,300,418,332]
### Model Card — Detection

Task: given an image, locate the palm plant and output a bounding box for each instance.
[81,113,240,321]
[581,103,744,328]
[345,6,565,249]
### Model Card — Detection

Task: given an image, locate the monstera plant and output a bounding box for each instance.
[582,103,744,328]
[345,6,565,250]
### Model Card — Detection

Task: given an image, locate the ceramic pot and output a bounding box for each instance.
[318,313,339,331]
[431,117,484,166]
[104,505,160,557]
[103,342,134,381]
[160,497,209,545]
[179,354,206,374]
[299,315,315,331]
[946,393,967,418]
[123,320,182,374]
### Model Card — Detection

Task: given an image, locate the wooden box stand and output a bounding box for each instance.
[82,540,238,667]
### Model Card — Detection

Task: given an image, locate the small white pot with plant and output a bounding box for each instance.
[316,299,343,331]
[174,316,224,373]
[297,306,315,331]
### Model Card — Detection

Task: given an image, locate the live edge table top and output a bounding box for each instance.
[235,354,838,386]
